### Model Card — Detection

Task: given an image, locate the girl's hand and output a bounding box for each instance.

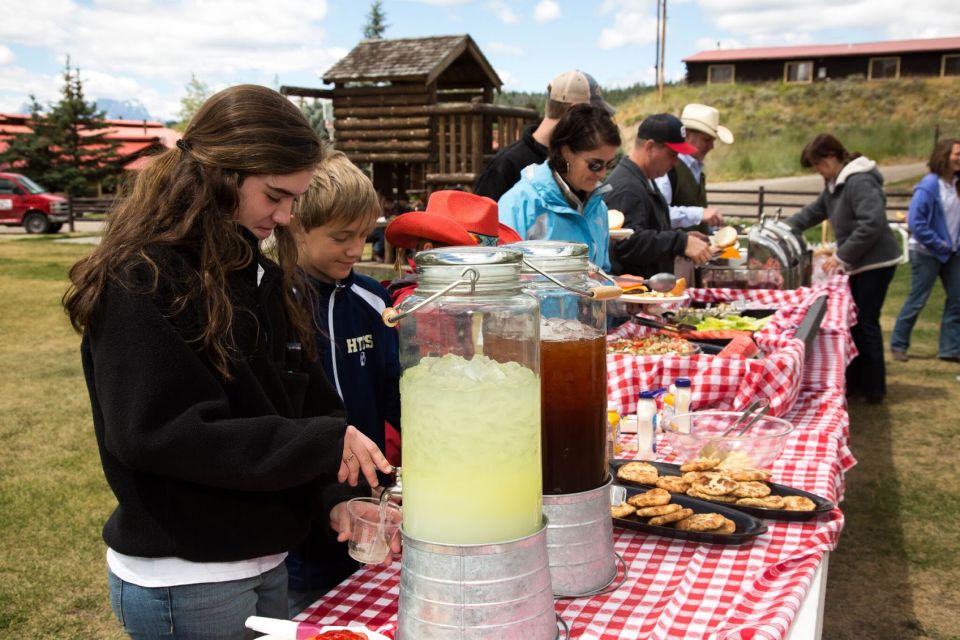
[338,425,393,488]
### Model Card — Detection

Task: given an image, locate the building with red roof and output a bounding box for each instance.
[0,113,179,171]
[684,36,960,85]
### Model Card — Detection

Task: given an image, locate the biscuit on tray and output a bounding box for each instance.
[691,474,739,496]
[656,476,690,493]
[736,495,785,509]
[627,487,672,507]
[680,457,721,472]
[687,488,738,503]
[648,508,694,526]
[617,462,659,484]
[674,513,725,532]
[782,495,817,511]
[728,468,772,482]
[635,503,682,517]
[731,481,772,499]
[709,516,737,534]
[611,502,637,519]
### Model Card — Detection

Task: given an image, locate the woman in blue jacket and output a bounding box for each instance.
[498,103,621,271]
[891,138,960,363]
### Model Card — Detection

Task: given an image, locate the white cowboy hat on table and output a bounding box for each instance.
[680,103,735,144]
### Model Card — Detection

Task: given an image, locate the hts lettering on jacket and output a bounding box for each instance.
[345,334,375,354]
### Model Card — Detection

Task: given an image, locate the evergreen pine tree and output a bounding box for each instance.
[363,0,388,39]
[0,58,121,196]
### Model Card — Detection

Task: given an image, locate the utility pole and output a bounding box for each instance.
[657,0,667,101]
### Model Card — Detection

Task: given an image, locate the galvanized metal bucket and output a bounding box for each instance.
[542,476,617,596]
[398,519,557,640]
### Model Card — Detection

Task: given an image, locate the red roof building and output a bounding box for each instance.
[0,113,179,170]
[684,36,960,85]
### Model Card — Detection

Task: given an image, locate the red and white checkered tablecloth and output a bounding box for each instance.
[298,278,859,639]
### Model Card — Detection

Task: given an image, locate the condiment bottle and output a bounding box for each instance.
[674,377,692,433]
[607,402,623,461]
[635,390,659,461]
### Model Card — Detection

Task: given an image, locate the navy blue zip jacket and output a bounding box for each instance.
[304,270,401,453]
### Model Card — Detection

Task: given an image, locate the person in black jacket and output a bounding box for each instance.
[605,114,715,278]
[473,69,614,201]
[62,85,394,639]
[287,151,403,612]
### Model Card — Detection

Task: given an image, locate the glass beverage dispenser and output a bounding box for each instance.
[509,241,617,494]
[386,246,542,545]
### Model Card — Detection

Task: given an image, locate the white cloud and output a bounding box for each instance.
[407,0,471,5]
[485,41,524,56]
[533,0,561,23]
[696,0,960,45]
[486,1,520,24]
[0,46,14,65]
[597,0,660,50]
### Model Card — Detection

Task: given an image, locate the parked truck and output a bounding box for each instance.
[0,172,70,233]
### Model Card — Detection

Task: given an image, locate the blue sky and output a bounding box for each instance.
[1,0,957,121]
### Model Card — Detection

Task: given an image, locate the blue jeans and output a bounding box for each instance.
[108,563,287,639]
[891,249,960,357]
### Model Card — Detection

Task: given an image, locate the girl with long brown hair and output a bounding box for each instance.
[63,84,392,638]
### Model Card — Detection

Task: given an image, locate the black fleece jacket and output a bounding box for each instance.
[81,231,362,562]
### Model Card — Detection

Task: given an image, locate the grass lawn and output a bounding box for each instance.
[1,234,958,638]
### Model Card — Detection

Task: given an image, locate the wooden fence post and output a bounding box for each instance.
[757,185,765,218]
[68,194,75,233]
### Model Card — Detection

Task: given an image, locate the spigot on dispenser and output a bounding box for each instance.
[378,466,402,508]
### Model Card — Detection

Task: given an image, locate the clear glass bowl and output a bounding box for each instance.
[661,410,794,469]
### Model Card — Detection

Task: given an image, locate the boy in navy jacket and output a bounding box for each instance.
[286,150,402,612]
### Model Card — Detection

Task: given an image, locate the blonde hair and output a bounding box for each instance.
[293,150,380,231]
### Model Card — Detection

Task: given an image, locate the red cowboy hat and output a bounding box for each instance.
[386,190,522,249]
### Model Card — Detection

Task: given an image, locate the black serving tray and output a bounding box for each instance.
[614,485,767,545]
[611,459,835,521]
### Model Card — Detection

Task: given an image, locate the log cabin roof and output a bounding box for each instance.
[322,34,502,89]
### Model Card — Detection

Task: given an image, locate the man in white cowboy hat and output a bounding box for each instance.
[656,103,734,232]
[655,103,734,283]
[474,69,615,202]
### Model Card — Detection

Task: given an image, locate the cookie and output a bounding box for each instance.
[681,471,704,484]
[731,481,772,499]
[656,476,690,494]
[674,513,725,532]
[635,503,682,517]
[648,507,694,526]
[736,495,785,509]
[708,517,737,534]
[728,468,772,482]
[686,488,738,503]
[680,457,721,472]
[692,474,739,496]
[611,502,636,519]
[627,487,672,507]
[782,495,817,511]
[617,462,659,484]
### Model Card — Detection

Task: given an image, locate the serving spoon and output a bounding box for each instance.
[647,272,678,293]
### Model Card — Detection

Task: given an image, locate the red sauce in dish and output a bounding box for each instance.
[309,631,367,640]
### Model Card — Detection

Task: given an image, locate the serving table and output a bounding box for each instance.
[296,276,858,639]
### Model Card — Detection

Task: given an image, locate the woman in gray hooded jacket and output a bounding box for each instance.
[787,133,902,404]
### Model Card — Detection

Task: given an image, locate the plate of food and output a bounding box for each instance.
[610,484,767,544]
[611,459,835,521]
[620,292,689,305]
[607,334,699,356]
[609,228,634,240]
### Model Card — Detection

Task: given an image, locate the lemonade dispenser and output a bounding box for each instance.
[383,246,558,639]
[509,240,623,597]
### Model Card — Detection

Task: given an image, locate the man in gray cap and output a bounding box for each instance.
[473,69,614,202]
[605,113,716,278]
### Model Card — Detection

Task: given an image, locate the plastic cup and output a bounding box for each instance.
[346,497,401,565]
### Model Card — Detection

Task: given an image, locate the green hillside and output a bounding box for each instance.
[610,77,960,181]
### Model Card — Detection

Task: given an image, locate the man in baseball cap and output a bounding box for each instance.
[473,69,614,201]
[655,103,735,283]
[603,114,715,278]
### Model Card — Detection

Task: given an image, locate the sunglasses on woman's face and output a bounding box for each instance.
[584,157,619,173]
